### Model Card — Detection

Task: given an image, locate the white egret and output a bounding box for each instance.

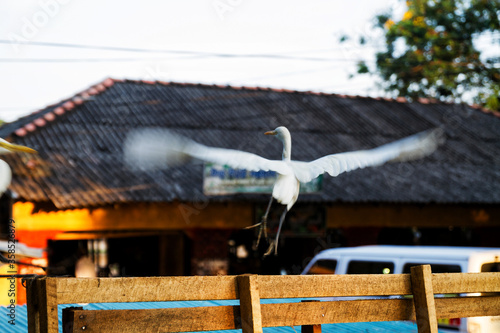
[0,138,37,195]
[125,126,443,256]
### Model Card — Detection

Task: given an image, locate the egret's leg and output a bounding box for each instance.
[244,196,273,245]
[263,208,288,257]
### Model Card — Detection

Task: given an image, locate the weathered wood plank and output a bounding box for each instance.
[258,274,412,298]
[237,275,263,333]
[262,272,499,299]
[63,300,415,332]
[411,265,438,333]
[54,276,239,304]
[261,299,416,326]
[52,273,500,304]
[432,272,500,294]
[64,306,241,332]
[54,275,414,304]
[435,296,500,318]
[264,297,500,326]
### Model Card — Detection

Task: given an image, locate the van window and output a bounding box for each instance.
[306,259,337,274]
[402,263,461,273]
[481,262,500,272]
[347,261,394,274]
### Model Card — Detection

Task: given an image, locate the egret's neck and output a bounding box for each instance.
[280,133,292,161]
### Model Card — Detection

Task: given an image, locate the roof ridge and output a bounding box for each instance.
[9,78,500,138]
[13,78,116,137]
[126,78,500,117]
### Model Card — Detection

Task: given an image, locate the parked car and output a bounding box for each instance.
[301,245,500,333]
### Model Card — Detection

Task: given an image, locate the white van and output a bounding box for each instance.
[301,245,500,333]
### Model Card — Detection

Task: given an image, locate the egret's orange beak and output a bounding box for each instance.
[264,130,276,136]
[0,140,37,154]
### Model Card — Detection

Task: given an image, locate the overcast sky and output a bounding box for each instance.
[1,0,407,122]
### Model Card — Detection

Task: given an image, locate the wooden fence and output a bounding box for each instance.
[25,265,500,333]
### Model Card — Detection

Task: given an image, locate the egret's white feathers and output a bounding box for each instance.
[272,174,300,209]
[124,129,195,170]
[0,160,12,195]
[291,128,444,183]
[187,143,293,175]
[124,129,292,175]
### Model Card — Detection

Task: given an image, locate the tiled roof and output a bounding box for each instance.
[0,78,499,210]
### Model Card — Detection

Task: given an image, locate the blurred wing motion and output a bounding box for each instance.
[124,128,443,184]
[291,128,444,183]
[0,138,37,194]
[124,129,292,175]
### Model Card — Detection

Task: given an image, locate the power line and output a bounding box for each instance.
[1,39,497,64]
[0,40,361,62]
[0,56,370,63]
[0,57,201,63]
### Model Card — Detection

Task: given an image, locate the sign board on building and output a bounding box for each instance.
[203,163,322,195]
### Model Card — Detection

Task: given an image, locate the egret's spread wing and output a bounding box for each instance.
[124,129,292,175]
[291,128,444,183]
[188,145,291,174]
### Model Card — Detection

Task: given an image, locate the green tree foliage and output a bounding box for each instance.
[355,0,500,110]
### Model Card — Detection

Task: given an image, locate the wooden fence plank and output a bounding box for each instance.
[54,276,239,304]
[411,265,438,333]
[54,275,413,305]
[64,306,241,332]
[258,274,412,298]
[52,273,500,305]
[435,296,500,318]
[237,275,263,333]
[261,299,416,326]
[432,272,500,294]
[263,297,500,326]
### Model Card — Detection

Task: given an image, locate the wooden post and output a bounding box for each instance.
[237,274,263,333]
[301,300,322,333]
[26,278,40,333]
[29,277,59,333]
[411,265,438,333]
